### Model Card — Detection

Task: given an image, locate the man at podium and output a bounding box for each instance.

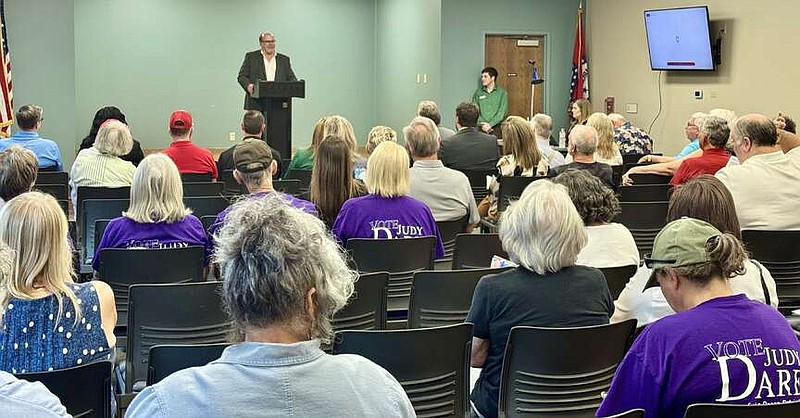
[237,31,297,113]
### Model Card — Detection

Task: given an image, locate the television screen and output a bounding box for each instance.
[644,6,714,71]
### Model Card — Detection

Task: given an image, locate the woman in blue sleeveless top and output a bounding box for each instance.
[0,192,117,373]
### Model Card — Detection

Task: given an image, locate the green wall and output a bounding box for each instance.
[440,0,581,134]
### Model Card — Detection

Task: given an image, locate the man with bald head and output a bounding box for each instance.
[716,114,800,230]
[548,125,614,189]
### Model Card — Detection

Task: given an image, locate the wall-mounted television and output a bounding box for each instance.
[644,6,715,71]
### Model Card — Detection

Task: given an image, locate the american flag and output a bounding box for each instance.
[569,3,589,101]
[0,0,12,137]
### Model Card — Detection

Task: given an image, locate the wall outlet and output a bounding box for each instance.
[228,132,236,142]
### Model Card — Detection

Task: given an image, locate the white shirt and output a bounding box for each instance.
[536,137,566,169]
[263,53,276,81]
[611,259,779,327]
[715,150,800,230]
[786,146,800,163]
[69,146,136,211]
[576,223,640,269]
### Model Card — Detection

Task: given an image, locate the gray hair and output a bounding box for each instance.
[708,108,737,127]
[417,100,442,125]
[499,180,587,274]
[403,116,440,158]
[531,113,553,138]
[732,114,778,147]
[608,113,625,124]
[214,194,356,344]
[700,115,730,148]
[124,154,191,223]
[569,125,598,156]
[95,120,134,156]
[552,169,619,225]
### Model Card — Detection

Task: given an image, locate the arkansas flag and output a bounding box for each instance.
[569,3,589,101]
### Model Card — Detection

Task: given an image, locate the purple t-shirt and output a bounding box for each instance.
[92,215,211,270]
[209,192,318,238]
[597,294,800,418]
[331,194,445,259]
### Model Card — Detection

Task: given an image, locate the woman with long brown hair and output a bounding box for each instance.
[310,134,367,227]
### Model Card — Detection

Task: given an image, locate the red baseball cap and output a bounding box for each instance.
[169,110,193,129]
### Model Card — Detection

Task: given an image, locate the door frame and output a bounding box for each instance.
[481,31,552,118]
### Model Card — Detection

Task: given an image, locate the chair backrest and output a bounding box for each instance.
[180,172,213,182]
[273,179,302,197]
[183,195,229,218]
[76,186,130,219]
[436,215,470,260]
[34,171,68,186]
[147,343,229,385]
[409,268,508,328]
[614,201,669,258]
[628,172,672,185]
[220,169,248,196]
[283,169,312,194]
[452,233,508,270]
[617,184,672,202]
[34,183,69,201]
[332,271,389,331]
[17,360,113,418]
[80,198,130,263]
[684,402,800,418]
[599,265,638,300]
[742,230,800,315]
[97,246,206,330]
[127,282,232,391]
[182,181,224,197]
[601,409,645,418]
[93,219,112,252]
[333,323,473,418]
[498,320,637,418]
[200,215,217,233]
[346,237,435,314]
[461,170,495,203]
[498,176,539,213]
[621,153,649,166]
[611,164,624,189]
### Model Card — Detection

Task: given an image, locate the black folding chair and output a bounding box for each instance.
[409,268,509,328]
[283,169,312,194]
[611,165,624,190]
[76,187,130,245]
[684,402,800,418]
[17,360,113,418]
[273,179,302,197]
[436,215,470,261]
[332,272,389,331]
[333,323,473,418]
[93,219,112,253]
[183,195,229,218]
[126,282,232,392]
[451,233,508,269]
[147,343,229,385]
[180,172,213,182]
[742,230,800,315]
[614,201,669,258]
[617,184,672,202]
[601,409,645,418]
[599,265,638,300]
[497,176,540,213]
[34,183,69,201]
[461,170,495,204]
[35,171,68,186]
[80,199,129,269]
[628,172,672,185]
[621,153,649,166]
[498,320,637,418]
[220,169,248,196]
[182,181,224,197]
[200,215,217,233]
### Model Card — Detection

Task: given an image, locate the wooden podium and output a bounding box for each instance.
[253,80,306,158]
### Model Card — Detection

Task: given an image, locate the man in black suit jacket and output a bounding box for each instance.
[218,110,283,181]
[440,101,500,173]
[237,32,297,112]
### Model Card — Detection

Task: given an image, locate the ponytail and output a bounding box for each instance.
[706,233,747,279]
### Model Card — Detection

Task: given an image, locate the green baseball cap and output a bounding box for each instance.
[643,217,722,289]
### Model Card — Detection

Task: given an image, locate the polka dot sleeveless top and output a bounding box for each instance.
[0,282,110,374]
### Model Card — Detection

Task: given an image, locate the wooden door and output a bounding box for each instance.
[485,35,546,119]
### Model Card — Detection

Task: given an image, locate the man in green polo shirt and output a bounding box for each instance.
[471,66,508,137]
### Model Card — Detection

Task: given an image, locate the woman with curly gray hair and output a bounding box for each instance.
[552,169,639,268]
[126,194,415,418]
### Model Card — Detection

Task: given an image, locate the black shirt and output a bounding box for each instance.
[548,161,614,189]
[466,265,613,418]
[217,136,283,180]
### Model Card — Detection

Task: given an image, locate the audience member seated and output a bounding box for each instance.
[0,146,37,207]
[775,113,800,162]
[0,105,63,171]
[531,113,566,169]
[69,120,136,210]
[323,115,367,180]
[567,112,622,166]
[467,180,612,418]
[716,113,800,230]
[612,175,778,326]
[364,125,396,156]
[286,116,325,172]
[644,112,707,164]
[310,134,367,228]
[161,109,218,180]
[439,101,499,173]
[92,154,211,271]
[0,192,117,373]
[669,115,731,186]
[125,195,415,417]
[217,110,282,180]
[417,100,455,141]
[332,141,444,258]
[565,98,591,140]
[597,217,800,418]
[210,139,317,236]
[548,125,614,189]
[552,170,638,268]
[479,116,549,219]
[405,116,479,228]
[0,370,70,417]
[78,105,145,166]
[609,113,652,155]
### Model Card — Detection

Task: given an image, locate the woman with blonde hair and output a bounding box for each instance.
[583,112,623,165]
[92,153,210,271]
[287,117,327,172]
[323,115,368,179]
[0,192,117,373]
[479,115,549,218]
[310,134,367,227]
[365,125,397,156]
[332,141,444,258]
